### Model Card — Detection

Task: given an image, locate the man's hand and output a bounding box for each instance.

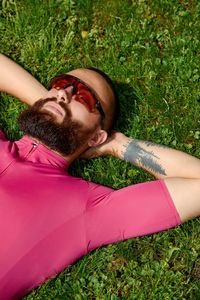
[80,131,129,159]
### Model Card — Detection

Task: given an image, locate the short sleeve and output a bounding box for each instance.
[85,180,181,252]
[86,181,114,206]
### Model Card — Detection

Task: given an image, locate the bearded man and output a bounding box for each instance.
[0,54,199,299]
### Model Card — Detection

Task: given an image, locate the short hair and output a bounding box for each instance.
[87,67,119,133]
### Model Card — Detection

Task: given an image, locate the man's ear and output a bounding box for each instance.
[88,129,108,147]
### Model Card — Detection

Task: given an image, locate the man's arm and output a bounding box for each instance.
[83,131,200,180]
[0,54,47,106]
[114,134,200,223]
[114,134,200,180]
[82,131,200,223]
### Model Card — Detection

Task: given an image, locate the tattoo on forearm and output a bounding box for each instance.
[122,139,168,176]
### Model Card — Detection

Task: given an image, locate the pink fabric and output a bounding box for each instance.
[0,130,181,299]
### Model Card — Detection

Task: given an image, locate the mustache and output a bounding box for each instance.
[33,97,72,119]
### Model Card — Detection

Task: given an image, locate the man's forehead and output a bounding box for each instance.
[67,69,104,88]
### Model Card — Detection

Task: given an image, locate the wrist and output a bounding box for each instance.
[110,134,132,159]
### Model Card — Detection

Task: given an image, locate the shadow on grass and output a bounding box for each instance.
[113,80,140,132]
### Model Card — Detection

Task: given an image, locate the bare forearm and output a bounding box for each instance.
[0,54,47,106]
[113,134,200,180]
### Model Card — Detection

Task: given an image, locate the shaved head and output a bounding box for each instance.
[67,68,118,133]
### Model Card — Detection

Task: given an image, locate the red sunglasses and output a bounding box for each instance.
[47,74,105,129]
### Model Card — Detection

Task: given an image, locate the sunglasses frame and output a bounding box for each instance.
[47,74,105,130]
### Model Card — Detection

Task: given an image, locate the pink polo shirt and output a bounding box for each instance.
[0,130,180,299]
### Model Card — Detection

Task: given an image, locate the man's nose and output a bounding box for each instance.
[55,88,69,103]
[54,86,74,103]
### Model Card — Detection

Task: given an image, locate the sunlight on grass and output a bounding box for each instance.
[0,0,200,298]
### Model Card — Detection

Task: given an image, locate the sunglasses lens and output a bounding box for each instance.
[48,77,73,89]
[48,77,97,112]
[75,82,97,112]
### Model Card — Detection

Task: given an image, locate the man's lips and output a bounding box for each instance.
[43,102,65,116]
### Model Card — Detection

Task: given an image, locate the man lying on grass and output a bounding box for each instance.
[0,53,199,299]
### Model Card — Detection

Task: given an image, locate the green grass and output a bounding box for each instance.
[0,0,200,299]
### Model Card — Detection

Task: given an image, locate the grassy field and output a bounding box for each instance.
[0,0,200,299]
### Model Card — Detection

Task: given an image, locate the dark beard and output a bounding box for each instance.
[18,98,96,156]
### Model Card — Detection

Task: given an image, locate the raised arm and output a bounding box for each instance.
[0,54,47,106]
[82,131,200,180]
[81,131,200,223]
[114,133,200,180]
